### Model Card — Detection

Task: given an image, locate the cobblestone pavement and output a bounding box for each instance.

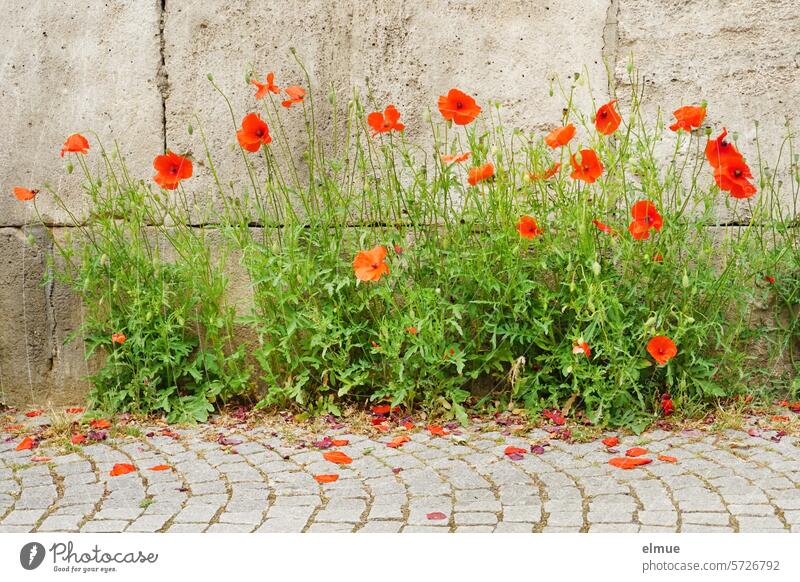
[1,411,799,533]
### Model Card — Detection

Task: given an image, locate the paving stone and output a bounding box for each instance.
[736,516,787,531]
[81,520,129,532]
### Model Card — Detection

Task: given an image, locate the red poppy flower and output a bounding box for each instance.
[713,159,757,199]
[652,253,663,263]
[647,335,677,366]
[628,200,663,240]
[60,133,89,157]
[572,340,591,358]
[353,245,389,282]
[661,394,674,416]
[544,124,576,149]
[595,100,622,135]
[669,106,706,133]
[153,152,193,190]
[406,326,418,335]
[437,89,481,125]
[530,163,561,181]
[111,333,126,345]
[281,85,305,108]
[468,163,494,186]
[441,152,471,164]
[13,187,38,201]
[367,104,405,137]
[251,72,280,99]
[592,219,615,234]
[705,128,743,168]
[765,275,776,285]
[570,149,604,183]
[237,113,272,152]
[517,215,542,239]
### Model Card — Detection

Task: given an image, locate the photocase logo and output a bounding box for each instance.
[20,542,46,570]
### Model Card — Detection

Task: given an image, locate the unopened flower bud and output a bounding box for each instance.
[591,261,601,276]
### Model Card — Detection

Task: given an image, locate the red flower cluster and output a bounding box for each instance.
[706,129,756,199]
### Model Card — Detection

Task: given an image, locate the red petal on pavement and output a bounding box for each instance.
[65,407,84,414]
[602,437,619,448]
[90,419,111,430]
[70,434,86,445]
[609,457,652,470]
[109,463,136,477]
[314,474,339,483]
[426,512,447,520]
[625,447,648,457]
[331,439,349,446]
[387,435,411,448]
[25,409,44,418]
[323,451,353,465]
[147,465,171,471]
[658,455,678,463]
[16,436,36,451]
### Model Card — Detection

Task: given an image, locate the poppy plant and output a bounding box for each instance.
[467,163,494,186]
[353,245,390,282]
[647,335,678,366]
[628,200,663,240]
[544,124,576,149]
[705,128,743,168]
[60,133,90,157]
[13,187,38,201]
[236,113,272,152]
[516,215,542,239]
[713,158,757,199]
[595,100,622,135]
[441,152,470,164]
[669,105,706,132]
[281,85,305,108]
[251,72,280,99]
[437,88,481,125]
[570,149,604,183]
[367,104,405,137]
[153,152,193,190]
[111,333,126,345]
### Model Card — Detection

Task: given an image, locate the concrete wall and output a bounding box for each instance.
[1,0,798,405]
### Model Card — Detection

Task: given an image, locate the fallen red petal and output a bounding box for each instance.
[428,425,448,437]
[147,465,171,471]
[323,451,353,465]
[31,456,51,462]
[25,409,44,418]
[314,474,339,483]
[658,455,678,463]
[426,512,447,520]
[70,434,86,445]
[90,419,111,430]
[16,436,36,451]
[387,435,411,448]
[65,407,84,414]
[626,447,648,457]
[109,463,136,477]
[602,437,619,448]
[331,439,349,446]
[609,457,652,469]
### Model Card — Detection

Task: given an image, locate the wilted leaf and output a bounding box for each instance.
[609,457,652,469]
[314,474,339,483]
[109,463,136,477]
[323,451,352,465]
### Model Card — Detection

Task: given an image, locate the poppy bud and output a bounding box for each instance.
[644,316,657,328]
[681,272,689,288]
[187,123,193,135]
[26,233,36,246]
[422,109,431,124]
[591,261,601,276]
[66,161,74,174]
[206,73,214,81]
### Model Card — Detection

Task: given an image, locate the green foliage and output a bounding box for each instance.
[40,61,799,429]
[48,151,250,422]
